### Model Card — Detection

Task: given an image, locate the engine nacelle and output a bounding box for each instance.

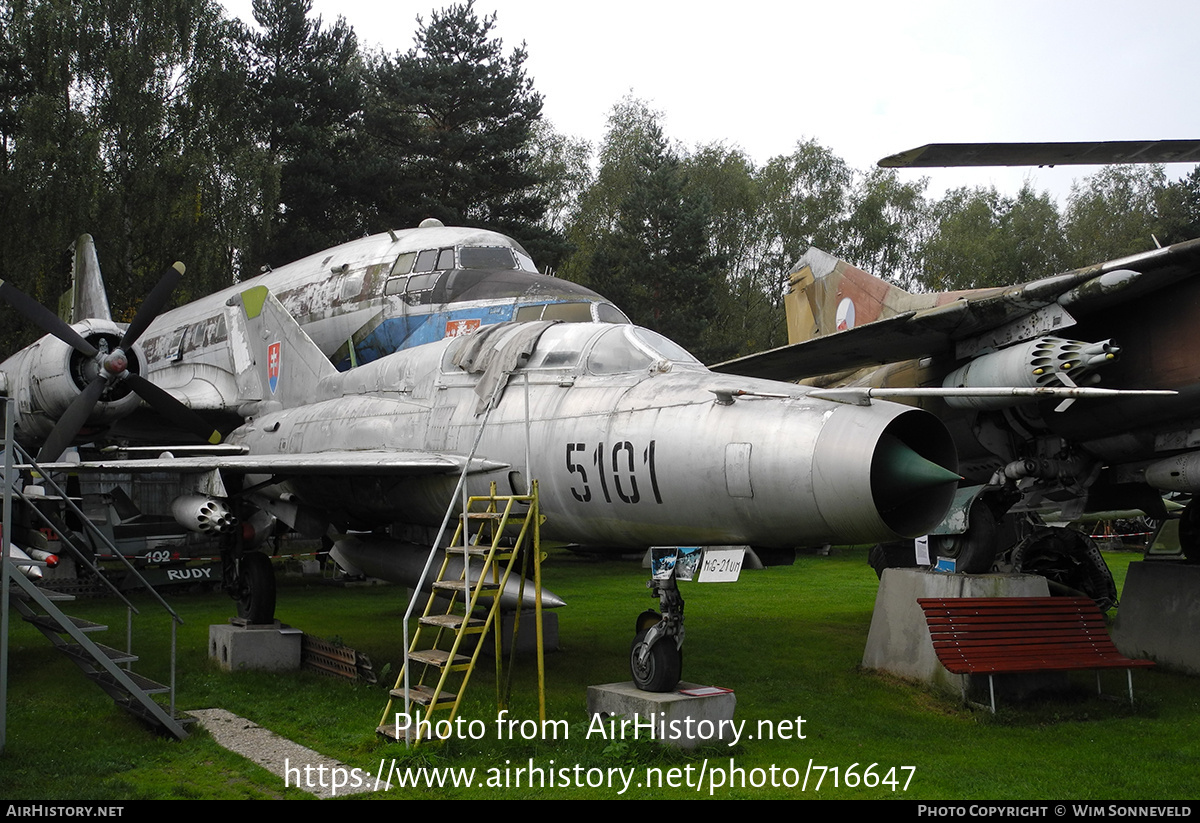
[0,319,146,446]
[171,494,238,534]
[942,336,1118,409]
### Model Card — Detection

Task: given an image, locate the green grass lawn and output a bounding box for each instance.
[2,547,1197,799]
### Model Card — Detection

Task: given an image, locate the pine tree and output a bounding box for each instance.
[249,0,366,268]
[583,120,726,360]
[365,1,549,249]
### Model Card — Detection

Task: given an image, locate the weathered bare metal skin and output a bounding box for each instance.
[229,321,958,550]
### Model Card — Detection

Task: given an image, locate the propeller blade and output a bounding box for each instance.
[0,280,99,358]
[124,373,222,445]
[37,375,108,463]
[119,262,185,349]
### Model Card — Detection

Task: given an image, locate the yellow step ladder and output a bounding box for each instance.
[377,482,546,745]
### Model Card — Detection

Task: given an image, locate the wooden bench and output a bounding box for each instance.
[917,597,1154,712]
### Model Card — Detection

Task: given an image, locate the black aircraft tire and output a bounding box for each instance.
[237,552,277,624]
[635,609,662,633]
[630,630,681,693]
[932,501,997,575]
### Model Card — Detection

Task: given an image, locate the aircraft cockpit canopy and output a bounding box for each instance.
[521,324,704,374]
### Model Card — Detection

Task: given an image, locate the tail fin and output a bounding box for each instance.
[60,234,111,323]
[228,285,337,412]
[784,248,917,345]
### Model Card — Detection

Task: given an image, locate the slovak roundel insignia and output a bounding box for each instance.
[268,341,281,394]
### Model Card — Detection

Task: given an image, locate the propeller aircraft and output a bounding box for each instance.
[1,221,628,461]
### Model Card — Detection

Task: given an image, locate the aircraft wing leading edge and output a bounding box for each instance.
[879,140,1200,168]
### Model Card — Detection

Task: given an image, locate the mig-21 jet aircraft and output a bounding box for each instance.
[22,275,968,690]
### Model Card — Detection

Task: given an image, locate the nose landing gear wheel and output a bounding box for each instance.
[236,551,277,624]
[630,629,681,692]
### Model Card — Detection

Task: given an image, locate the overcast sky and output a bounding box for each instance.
[220,0,1200,204]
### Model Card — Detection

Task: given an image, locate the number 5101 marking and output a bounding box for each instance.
[566,440,663,505]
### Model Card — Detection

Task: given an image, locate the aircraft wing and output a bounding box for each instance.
[879,140,1200,168]
[30,450,508,476]
[713,238,1200,382]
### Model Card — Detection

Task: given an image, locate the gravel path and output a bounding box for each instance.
[191,708,383,798]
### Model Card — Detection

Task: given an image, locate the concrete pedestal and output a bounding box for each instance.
[586,681,736,749]
[209,622,302,672]
[1113,561,1200,675]
[862,569,1050,696]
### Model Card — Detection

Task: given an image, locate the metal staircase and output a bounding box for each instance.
[8,568,193,738]
[377,483,546,746]
[2,419,191,742]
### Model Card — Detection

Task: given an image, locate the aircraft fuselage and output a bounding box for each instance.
[229,322,958,549]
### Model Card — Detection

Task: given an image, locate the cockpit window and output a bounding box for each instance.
[515,302,596,323]
[521,325,599,370]
[630,327,703,367]
[586,326,654,374]
[390,251,416,277]
[413,249,439,273]
[596,303,631,324]
[583,326,703,374]
[403,272,441,305]
[460,246,516,269]
[514,250,537,272]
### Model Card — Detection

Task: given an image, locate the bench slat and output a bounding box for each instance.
[917,596,1151,676]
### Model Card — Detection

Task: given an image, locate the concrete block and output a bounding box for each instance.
[587,681,736,749]
[862,568,1050,696]
[1113,561,1200,675]
[209,622,302,672]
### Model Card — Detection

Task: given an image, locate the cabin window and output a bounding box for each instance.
[169,327,187,362]
[340,271,365,301]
